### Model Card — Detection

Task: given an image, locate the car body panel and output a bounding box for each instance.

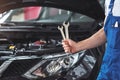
[0,0,104,20]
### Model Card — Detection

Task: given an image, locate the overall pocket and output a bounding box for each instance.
[107,17,120,49]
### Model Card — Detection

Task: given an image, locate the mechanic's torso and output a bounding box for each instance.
[97,0,120,80]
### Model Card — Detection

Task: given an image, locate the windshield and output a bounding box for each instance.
[3,7,94,23]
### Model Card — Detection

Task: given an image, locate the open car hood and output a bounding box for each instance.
[0,0,104,20]
[0,0,105,43]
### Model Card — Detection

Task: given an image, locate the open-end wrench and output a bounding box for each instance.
[58,26,66,40]
[63,22,70,39]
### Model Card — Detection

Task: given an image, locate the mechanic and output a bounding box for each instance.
[62,0,120,79]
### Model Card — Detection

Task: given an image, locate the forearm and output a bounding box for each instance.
[76,28,106,51]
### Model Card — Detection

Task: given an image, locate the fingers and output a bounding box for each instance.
[62,39,71,53]
[63,45,71,53]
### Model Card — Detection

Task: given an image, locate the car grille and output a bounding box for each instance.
[1,59,40,78]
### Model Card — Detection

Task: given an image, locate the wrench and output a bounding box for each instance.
[58,26,66,40]
[63,22,70,39]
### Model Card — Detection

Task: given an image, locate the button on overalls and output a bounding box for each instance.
[97,0,120,80]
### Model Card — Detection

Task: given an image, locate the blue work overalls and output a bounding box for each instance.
[97,0,120,80]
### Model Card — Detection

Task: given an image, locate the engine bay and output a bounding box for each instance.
[0,17,104,80]
[0,37,99,80]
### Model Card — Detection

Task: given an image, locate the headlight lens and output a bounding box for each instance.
[31,56,76,77]
[24,50,88,79]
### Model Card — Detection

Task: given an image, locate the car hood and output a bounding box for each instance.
[0,0,105,20]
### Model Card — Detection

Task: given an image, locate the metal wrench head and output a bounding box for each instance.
[63,22,70,27]
[58,26,63,31]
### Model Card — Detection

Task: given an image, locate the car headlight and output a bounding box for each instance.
[23,50,86,79]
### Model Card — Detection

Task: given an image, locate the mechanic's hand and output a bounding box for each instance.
[62,39,78,53]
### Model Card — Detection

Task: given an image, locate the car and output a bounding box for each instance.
[0,0,105,80]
